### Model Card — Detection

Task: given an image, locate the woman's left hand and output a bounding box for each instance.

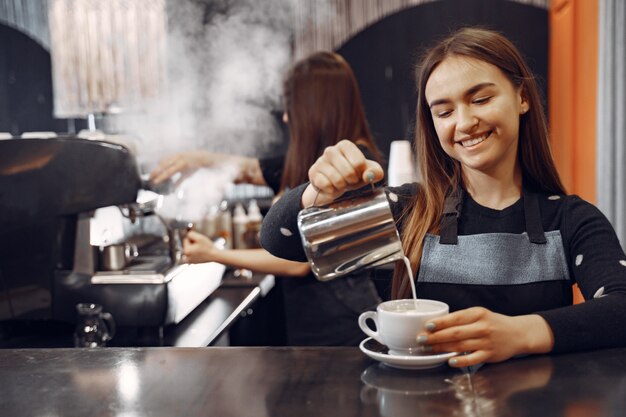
[417,307,554,368]
[182,230,218,264]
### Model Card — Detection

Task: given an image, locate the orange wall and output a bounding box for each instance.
[549,0,598,304]
[549,0,598,203]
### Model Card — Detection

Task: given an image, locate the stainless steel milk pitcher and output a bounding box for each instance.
[297,189,404,281]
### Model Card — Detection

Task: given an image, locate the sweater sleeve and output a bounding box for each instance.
[258,156,285,195]
[537,196,626,353]
[260,182,309,262]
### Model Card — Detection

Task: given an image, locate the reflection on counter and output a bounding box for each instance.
[360,363,462,417]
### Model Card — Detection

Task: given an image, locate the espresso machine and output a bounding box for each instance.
[0,137,224,341]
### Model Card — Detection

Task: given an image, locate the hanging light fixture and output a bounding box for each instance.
[48,0,167,129]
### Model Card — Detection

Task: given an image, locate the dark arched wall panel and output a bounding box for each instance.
[337,0,548,164]
[0,24,66,135]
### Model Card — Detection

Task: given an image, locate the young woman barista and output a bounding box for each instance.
[151,51,384,346]
[260,28,626,366]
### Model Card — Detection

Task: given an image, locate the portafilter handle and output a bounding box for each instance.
[167,222,193,265]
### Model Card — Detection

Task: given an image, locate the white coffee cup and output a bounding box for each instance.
[358,299,449,356]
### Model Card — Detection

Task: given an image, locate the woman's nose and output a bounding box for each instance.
[456,106,479,133]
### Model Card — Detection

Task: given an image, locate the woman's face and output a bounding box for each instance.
[424,56,529,177]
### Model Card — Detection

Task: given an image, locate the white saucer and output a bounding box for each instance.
[359,338,457,370]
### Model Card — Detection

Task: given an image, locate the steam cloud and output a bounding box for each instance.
[123,0,295,169]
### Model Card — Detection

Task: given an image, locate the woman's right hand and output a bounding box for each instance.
[302,140,384,207]
[150,151,265,187]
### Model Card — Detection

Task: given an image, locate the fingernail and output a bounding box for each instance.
[417,335,428,344]
[449,358,458,366]
[366,171,375,182]
[425,322,436,331]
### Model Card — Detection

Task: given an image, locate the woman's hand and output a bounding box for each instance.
[150,151,214,184]
[182,230,219,264]
[417,307,555,368]
[150,151,264,186]
[302,140,385,207]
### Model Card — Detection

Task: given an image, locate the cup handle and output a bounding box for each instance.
[358,311,384,344]
[100,312,116,341]
[359,386,378,404]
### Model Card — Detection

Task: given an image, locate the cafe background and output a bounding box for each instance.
[0,0,624,346]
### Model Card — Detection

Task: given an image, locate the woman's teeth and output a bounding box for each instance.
[461,133,489,147]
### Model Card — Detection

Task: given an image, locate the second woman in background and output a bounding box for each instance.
[151,51,384,346]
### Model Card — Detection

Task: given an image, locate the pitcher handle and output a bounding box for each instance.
[100,312,116,342]
[358,311,384,345]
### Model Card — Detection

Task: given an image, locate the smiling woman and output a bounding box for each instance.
[261,27,626,369]
[425,56,529,208]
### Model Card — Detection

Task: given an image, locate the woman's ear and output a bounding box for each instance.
[519,87,530,114]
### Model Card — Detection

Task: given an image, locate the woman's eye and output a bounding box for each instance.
[472,96,491,104]
[435,110,452,118]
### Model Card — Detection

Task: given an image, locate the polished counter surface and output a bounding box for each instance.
[1,346,625,416]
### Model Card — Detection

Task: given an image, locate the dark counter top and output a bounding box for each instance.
[1,346,625,416]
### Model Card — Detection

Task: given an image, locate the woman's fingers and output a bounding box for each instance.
[448,350,491,368]
[419,308,492,347]
[425,307,488,333]
[362,160,385,183]
[150,158,185,184]
[421,321,489,348]
[417,307,534,366]
[185,230,202,243]
[183,231,216,264]
[308,140,384,197]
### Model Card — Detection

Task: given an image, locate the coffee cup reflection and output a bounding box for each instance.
[360,363,459,417]
[358,299,448,356]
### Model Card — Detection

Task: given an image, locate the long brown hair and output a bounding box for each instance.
[392,27,566,298]
[280,51,382,191]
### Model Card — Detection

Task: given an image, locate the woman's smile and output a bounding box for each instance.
[458,131,493,148]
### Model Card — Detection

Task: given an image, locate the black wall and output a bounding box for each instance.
[0,23,67,135]
[337,0,548,164]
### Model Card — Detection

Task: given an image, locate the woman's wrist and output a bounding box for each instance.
[517,314,555,355]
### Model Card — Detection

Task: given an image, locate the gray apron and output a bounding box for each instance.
[413,189,571,290]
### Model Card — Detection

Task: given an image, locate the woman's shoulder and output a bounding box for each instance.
[534,190,613,230]
[534,191,599,212]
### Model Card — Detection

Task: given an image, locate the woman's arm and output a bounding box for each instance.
[149,151,267,186]
[261,140,385,262]
[536,196,626,352]
[183,230,310,276]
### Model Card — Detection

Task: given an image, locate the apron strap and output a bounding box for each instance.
[439,188,463,245]
[438,187,546,245]
[523,191,547,244]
